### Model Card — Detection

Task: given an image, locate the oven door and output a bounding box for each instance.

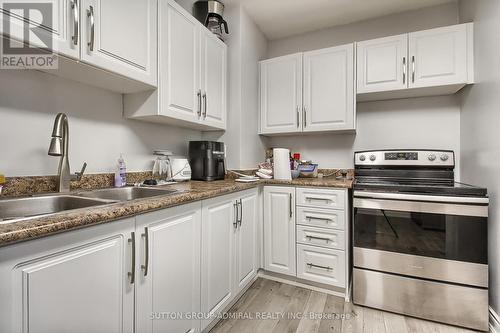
[353,191,488,286]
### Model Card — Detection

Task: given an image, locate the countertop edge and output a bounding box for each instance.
[0,179,352,247]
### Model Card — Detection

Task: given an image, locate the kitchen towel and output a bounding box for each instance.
[273,148,291,180]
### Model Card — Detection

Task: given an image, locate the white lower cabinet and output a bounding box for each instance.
[135,202,202,333]
[263,186,296,276]
[263,186,349,293]
[0,218,135,333]
[297,244,346,287]
[200,188,259,331]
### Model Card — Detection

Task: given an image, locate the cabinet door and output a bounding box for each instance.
[263,186,296,276]
[260,53,302,134]
[0,218,135,333]
[0,0,79,59]
[159,0,200,123]
[235,189,258,293]
[135,202,201,333]
[201,29,227,130]
[80,0,157,86]
[201,194,237,330]
[409,24,468,88]
[303,44,355,132]
[357,34,408,93]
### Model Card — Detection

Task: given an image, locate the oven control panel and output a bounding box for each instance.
[355,150,454,166]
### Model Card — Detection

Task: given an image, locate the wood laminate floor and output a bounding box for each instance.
[210,278,480,333]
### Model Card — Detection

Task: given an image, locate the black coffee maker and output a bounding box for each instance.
[193,0,229,40]
[188,141,226,181]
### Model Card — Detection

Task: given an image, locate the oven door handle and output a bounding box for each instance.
[353,191,489,205]
[353,197,488,217]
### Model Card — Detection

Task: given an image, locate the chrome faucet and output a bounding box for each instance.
[48,113,87,192]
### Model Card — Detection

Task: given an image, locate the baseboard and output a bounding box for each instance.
[258,270,347,300]
[490,306,500,333]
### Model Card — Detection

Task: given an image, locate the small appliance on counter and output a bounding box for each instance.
[193,0,229,40]
[188,141,226,181]
[170,156,192,181]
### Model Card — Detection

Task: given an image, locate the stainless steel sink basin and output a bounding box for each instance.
[0,195,114,223]
[76,187,178,201]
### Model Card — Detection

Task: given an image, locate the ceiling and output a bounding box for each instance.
[227,0,456,40]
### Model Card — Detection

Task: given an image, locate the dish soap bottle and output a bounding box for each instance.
[114,154,127,187]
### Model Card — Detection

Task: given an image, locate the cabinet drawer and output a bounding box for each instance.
[296,188,345,209]
[297,244,346,288]
[296,206,345,230]
[297,225,345,250]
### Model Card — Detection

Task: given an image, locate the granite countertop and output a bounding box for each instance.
[0,177,352,247]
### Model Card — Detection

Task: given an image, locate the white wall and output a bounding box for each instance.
[269,95,461,171]
[265,2,462,174]
[203,4,268,170]
[0,70,201,176]
[268,2,459,58]
[459,0,500,315]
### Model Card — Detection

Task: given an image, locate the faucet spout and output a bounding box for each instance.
[48,113,85,192]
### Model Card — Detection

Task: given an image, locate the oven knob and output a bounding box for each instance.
[359,155,366,161]
[440,154,449,161]
[369,154,376,161]
[428,154,436,161]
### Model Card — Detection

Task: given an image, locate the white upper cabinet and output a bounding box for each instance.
[159,0,200,123]
[80,0,157,86]
[201,30,227,129]
[125,0,227,131]
[135,203,202,333]
[0,0,79,59]
[303,44,355,132]
[259,46,356,135]
[409,24,470,88]
[357,23,474,101]
[357,34,408,93]
[260,53,302,134]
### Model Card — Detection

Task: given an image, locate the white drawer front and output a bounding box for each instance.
[296,188,346,209]
[296,206,345,230]
[297,244,346,288]
[297,225,345,250]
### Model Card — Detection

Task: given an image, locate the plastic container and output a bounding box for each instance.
[115,154,127,187]
[298,164,318,178]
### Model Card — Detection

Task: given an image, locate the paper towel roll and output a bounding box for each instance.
[273,148,291,180]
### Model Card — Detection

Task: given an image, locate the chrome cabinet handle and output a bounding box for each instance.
[296,106,299,128]
[87,5,95,51]
[128,232,136,284]
[307,263,332,271]
[402,57,406,85]
[303,106,306,127]
[197,90,202,118]
[71,0,79,45]
[306,216,332,222]
[141,227,149,277]
[305,196,331,203]
[202,93,207,119]
[233,201,238,228]
[289,193,293,218]
[306,235,331,243]
[238,199,242,226]
[411,55,415,83]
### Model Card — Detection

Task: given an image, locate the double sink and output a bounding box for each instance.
[0,187,178,224]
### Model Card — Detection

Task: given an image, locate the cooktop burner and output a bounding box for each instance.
[354,149,488,197]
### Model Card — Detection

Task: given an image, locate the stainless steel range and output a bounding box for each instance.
[352,149,488,331]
